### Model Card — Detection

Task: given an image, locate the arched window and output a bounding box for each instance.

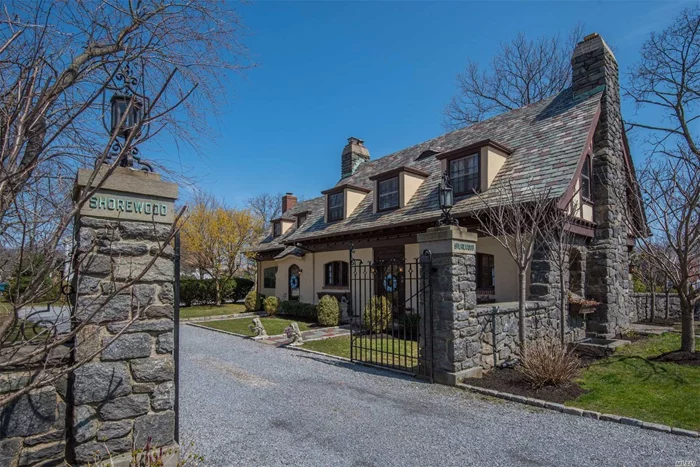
[324,261,348,287]
[288,264,301,301]
[581,155,592,201]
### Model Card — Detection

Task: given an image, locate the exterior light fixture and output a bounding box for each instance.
[110,94,143,138]
[101,63,152,171]
[438,171,458,226]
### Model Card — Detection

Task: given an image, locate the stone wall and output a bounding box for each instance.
[473,302,584,370]
[0,370,69,466]
[627,293,698,323]
[70,217,176,465]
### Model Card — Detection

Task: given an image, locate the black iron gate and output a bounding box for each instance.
[349,245,433,381]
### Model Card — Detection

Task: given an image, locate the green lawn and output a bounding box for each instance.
[180,303,246,319]
[200,317,313,336]
[571,333,700,431]
[303,335,419,371]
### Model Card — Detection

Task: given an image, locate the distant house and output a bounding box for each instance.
[250,33,643,337]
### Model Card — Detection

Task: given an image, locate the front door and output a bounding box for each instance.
[374,246,405,317]
[288,264,300,301]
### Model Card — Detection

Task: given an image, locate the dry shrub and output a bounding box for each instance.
[517,339,580,388]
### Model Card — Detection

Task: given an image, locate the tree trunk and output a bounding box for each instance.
[680,295,696,353]
[665,290,670,320]
[650,288,656,323]
[559,268,566,346]
[215,279,222,306]
[518,269,527,352]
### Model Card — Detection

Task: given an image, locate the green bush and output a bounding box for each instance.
[317,295,340,326]
[244,290,262,312]
[399,313,420,337]
[363,296,392,333]
[263,296,280,315]
[279,300,317,321]
[179,278,254,306]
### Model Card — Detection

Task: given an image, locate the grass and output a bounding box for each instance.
[179,303,246,319]
[200,316,313,337]
[571,333,700,431]
[303,334,419,371]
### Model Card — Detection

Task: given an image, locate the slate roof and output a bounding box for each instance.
[250,197,325,253]
[254,87,602,250]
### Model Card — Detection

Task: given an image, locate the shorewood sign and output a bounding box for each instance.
[75,168,177,224]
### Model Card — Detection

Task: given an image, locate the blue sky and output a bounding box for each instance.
[164,0,692,208]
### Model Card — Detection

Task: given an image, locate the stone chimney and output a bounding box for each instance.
[341,137,370,179]
[572,33,618,100]
[570,33,630,337]
[281,192,297,214]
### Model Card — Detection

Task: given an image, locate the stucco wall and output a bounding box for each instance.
[476,237,523,303]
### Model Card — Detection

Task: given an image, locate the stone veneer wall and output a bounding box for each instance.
[0,370,69,466]
[70,217,176,464]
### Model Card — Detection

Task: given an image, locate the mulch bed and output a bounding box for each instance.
[653,351,700,367]
[465,367,587,404]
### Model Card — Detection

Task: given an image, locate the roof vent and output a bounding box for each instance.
[417,147,444,160]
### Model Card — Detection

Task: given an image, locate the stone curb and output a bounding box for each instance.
[456,383,699,439]
[185,322,250,339]
[180,311,266,323]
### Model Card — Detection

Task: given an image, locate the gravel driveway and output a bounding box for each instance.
[180,324,700,466]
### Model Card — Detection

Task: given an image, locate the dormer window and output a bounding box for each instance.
[273,222,282,237]
[328,192,344,222]
[581,155,592,201]
[377,177,399,211]
[450,154,479,195]
[297,214,306,228]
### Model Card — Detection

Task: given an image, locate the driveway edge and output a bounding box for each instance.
[456,382,699,439]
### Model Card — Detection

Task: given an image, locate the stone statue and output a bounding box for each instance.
[249,317,268,339]
[285,322,304,346]
[340,296,350,322]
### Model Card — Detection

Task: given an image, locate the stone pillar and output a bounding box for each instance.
[70,167,178,465]
[417,226,481,385]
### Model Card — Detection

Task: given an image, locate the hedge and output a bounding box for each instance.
[179,278,254,306]
[279,300,317,321]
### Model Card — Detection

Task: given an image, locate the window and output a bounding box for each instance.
[273,222,282,237]
[476,253,495,291]
[297,214,306,228]
[581,155,592,201]
[377,177,399,211]
[324,261,349,287]
[263,267,277,288]
[450,154,479,195]
[328,192,344,222]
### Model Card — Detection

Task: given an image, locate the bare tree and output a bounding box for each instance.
[443,24,584,129]
[0,0,249,407]
[246,192,282,231]
[540,202,580,346]
[625,6,700,162]
[474,181,557,350]
[624,152,699,353]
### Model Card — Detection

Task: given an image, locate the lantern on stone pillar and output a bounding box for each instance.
[438,171,458,226]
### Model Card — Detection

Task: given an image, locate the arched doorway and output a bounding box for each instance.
[288,264,301,301]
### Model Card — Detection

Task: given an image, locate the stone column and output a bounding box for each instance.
[417,226,481,385]
[70,167,178,465]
